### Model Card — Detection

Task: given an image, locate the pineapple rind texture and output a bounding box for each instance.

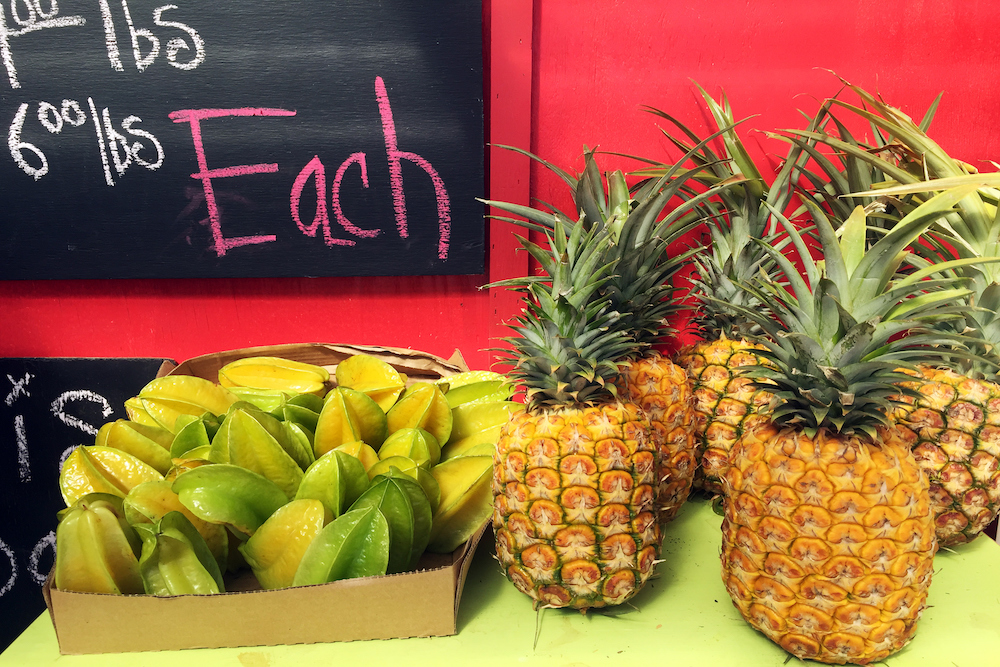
[893,366,1000,546]
[675,336,773,494]
[618,351,697,523]
[493,402,661,611]
[721,422,936,666]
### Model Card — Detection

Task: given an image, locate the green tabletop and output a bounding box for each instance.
[3,496,998,667]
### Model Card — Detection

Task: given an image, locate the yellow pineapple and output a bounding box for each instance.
[717,192,974,663]
[893,367,1000,545]
[784,78,1000,544]
[487,146,718,523]
[489,217,660,610]
[640,85,820,494]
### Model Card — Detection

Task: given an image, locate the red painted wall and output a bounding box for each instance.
[2,1,998,366]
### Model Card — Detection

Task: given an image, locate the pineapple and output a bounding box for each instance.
[718,191,974,664]
[786,79,1000,545]
[640,86,822,494]
[490,218,660,610]
[487,145,725,522]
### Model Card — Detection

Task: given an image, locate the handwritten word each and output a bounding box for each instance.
[8,97,164,184]
[172,77,452,260]
[0,0,86,89]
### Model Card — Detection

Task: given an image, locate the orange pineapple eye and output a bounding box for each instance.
[761,485,799,511]
[595,504,631,537]
[825,522,867,548]
[524,468,560,501]
[749,603,787,634]
[762,552,806,579]
[594,439,629,471]
[786,603,834,633]
[561,560,601,586]
[601,569,636,603]
[799,575,848,603]
[553,525,596,561]
[752,575,795,602]
[520,544,559,582]
[559,454,598,486]
[560,486,600,524]
[525,437,559,468]
[779,633,820,659]
[597,470,633,501]
[821,632,866,660]
[600,533,637,564]
[536,584,572,607]
[860,538,899,565]
[637,544,657,575]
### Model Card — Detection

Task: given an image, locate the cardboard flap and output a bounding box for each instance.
[165,342,468,383]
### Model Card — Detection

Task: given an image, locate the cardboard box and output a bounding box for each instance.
[43,343,488,654]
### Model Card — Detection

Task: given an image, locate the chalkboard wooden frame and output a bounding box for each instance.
[0,1,484,280]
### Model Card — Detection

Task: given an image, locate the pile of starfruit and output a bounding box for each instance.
[54,353,521,596]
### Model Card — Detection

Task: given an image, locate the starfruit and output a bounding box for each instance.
[385,382,452,446]
[440,375,514,409]
[172,464,288,538]
[283,401,321,433]
[352,475,431,574]
[334,354,407,411]
[239,498,330,589]
[314,387,387,456]
[292,505,390,586]
[378,427,440,468]
[123,479,228,572]
[139,375,239,417]
[426,455,493,553]
[287,392,324,413]
[54,493,143,595]
[334,440,380,471]
[210,407,304,498]
[434,370,508,392]
[95,419,174,475]
[367,458,441,514]
[124,396,160,428]
[169,415,218,459]
[218,356,329,396]
[138,396,214,433]
[295,450,370,518]
[283,421,316,470]
[226,387,290,416]
[59,445,164,507]
[442,401,524,460]
[134,511,225,595]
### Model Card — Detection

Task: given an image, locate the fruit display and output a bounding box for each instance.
[52,351,510,596]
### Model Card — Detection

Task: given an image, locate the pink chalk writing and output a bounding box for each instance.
[375,76,451,260]
[332,152,379,240]
[169,107,295,256]
[290,155,350,247]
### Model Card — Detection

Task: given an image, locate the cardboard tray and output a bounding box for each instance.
[43,343,486,654]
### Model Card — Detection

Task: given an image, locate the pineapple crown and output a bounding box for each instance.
[490,217,637,410]
[485,145,724,354]
[719,187,979,440]
[779,76,1000,381]
[636,83,833,343]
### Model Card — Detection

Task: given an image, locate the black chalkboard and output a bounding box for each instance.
[0,357,167,651]
[0,1,484,280]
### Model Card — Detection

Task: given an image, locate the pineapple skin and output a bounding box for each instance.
[618,351,697,522]
[675,336,773,494]
[721,422,936,666]
[493,401,661,610]
[893,366,1000,546]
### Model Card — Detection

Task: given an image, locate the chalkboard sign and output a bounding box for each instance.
[0,357,166,651]
[0,1,484,280]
